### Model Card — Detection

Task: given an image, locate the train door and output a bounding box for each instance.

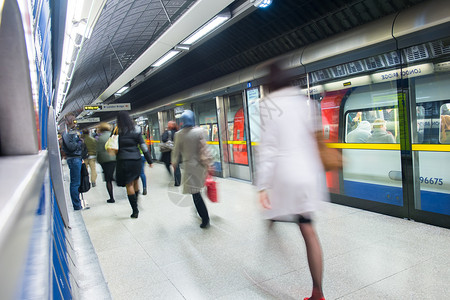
[246,86,263,183]
[147,113,160,161]
[222,92,251,181]
[134,115,149,148]
[407,69,450,227]
[307,68,407,218]
[340,82,405,212]
[192,100,223,177]
[307,39,450,228]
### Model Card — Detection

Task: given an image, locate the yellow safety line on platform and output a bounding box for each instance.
[195,140,450,152]
[205,141,261,146]
[228,141,247,145]
[326,143,400,150]
[411,144,450,152]
[326,143,450,152]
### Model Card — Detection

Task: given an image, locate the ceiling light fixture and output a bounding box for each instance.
[182,10,231,45]
[250,0,273,8]
[152,50,180,67]
[174,44,191,51]
[116,85,129,94]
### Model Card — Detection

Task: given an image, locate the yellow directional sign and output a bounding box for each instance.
[84,105,100,111]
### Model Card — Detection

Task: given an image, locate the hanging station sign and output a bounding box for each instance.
[83,103,131,112]
[84,105,101,111]
[75,117,101,123]
[100,103,131,111]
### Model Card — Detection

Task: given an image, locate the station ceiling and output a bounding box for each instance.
[61,0,427,122]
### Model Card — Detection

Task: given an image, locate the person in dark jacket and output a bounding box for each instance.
[61,114,83,210]
[96,122,117,203]
[160,121,181,186]
[116,111,153,218]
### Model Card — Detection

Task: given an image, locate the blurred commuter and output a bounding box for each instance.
[96,123,117,203]
[256,62,328,300]
[347,111,362,130]
[442,104,450,116]
[440,115,450,143]
[81,129,97,187]
[61,114,83,211]
[366,118,395,143]
[139,138,148,195]
[161,121,181,186]
[346,120,371,143]
[172,110,212,229]
[383,108,396,121]
[116,111,153,218]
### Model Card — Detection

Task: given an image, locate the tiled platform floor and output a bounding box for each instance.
[70,162,450,299]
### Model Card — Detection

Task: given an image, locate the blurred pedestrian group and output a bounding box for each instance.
[59,62,345,300]
[60,110,214,223]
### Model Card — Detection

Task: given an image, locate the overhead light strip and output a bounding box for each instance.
[182,15,229,45]
[116,86,129,94]
[152,50,180,67]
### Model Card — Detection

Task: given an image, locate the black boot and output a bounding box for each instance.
[193,193,209,228]
[128,194,139,218]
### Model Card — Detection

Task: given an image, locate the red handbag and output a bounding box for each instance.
[205,175,218,202]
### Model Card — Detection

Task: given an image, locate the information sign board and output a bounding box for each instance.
[100,103,131,111]
[75,117,100,124]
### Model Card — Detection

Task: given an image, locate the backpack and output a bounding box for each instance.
[81,142,89,159]
[79,163,91,193]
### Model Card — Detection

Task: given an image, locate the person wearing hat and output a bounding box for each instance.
[366,119,395,143]
[171,110,213,229]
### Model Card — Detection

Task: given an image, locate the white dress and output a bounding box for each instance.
[256,86,329,221]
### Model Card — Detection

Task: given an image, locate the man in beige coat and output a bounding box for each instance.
[172,110,212,228]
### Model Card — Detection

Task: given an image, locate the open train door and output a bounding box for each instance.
[320,89,349,193]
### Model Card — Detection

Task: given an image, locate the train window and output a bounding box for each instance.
[439,103,450,143]
[414,73,450,144]
[193,100,222,172]
[416,106,425,143]
[345,107,399,143]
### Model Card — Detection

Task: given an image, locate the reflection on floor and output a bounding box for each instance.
[70,163,450,300]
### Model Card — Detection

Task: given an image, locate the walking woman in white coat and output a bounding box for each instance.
[172,110,212,228]
[257,62,328,300]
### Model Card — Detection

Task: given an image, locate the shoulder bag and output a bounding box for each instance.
[105,127,119,155]
[159,131,174,153]
[316,132,343,172]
